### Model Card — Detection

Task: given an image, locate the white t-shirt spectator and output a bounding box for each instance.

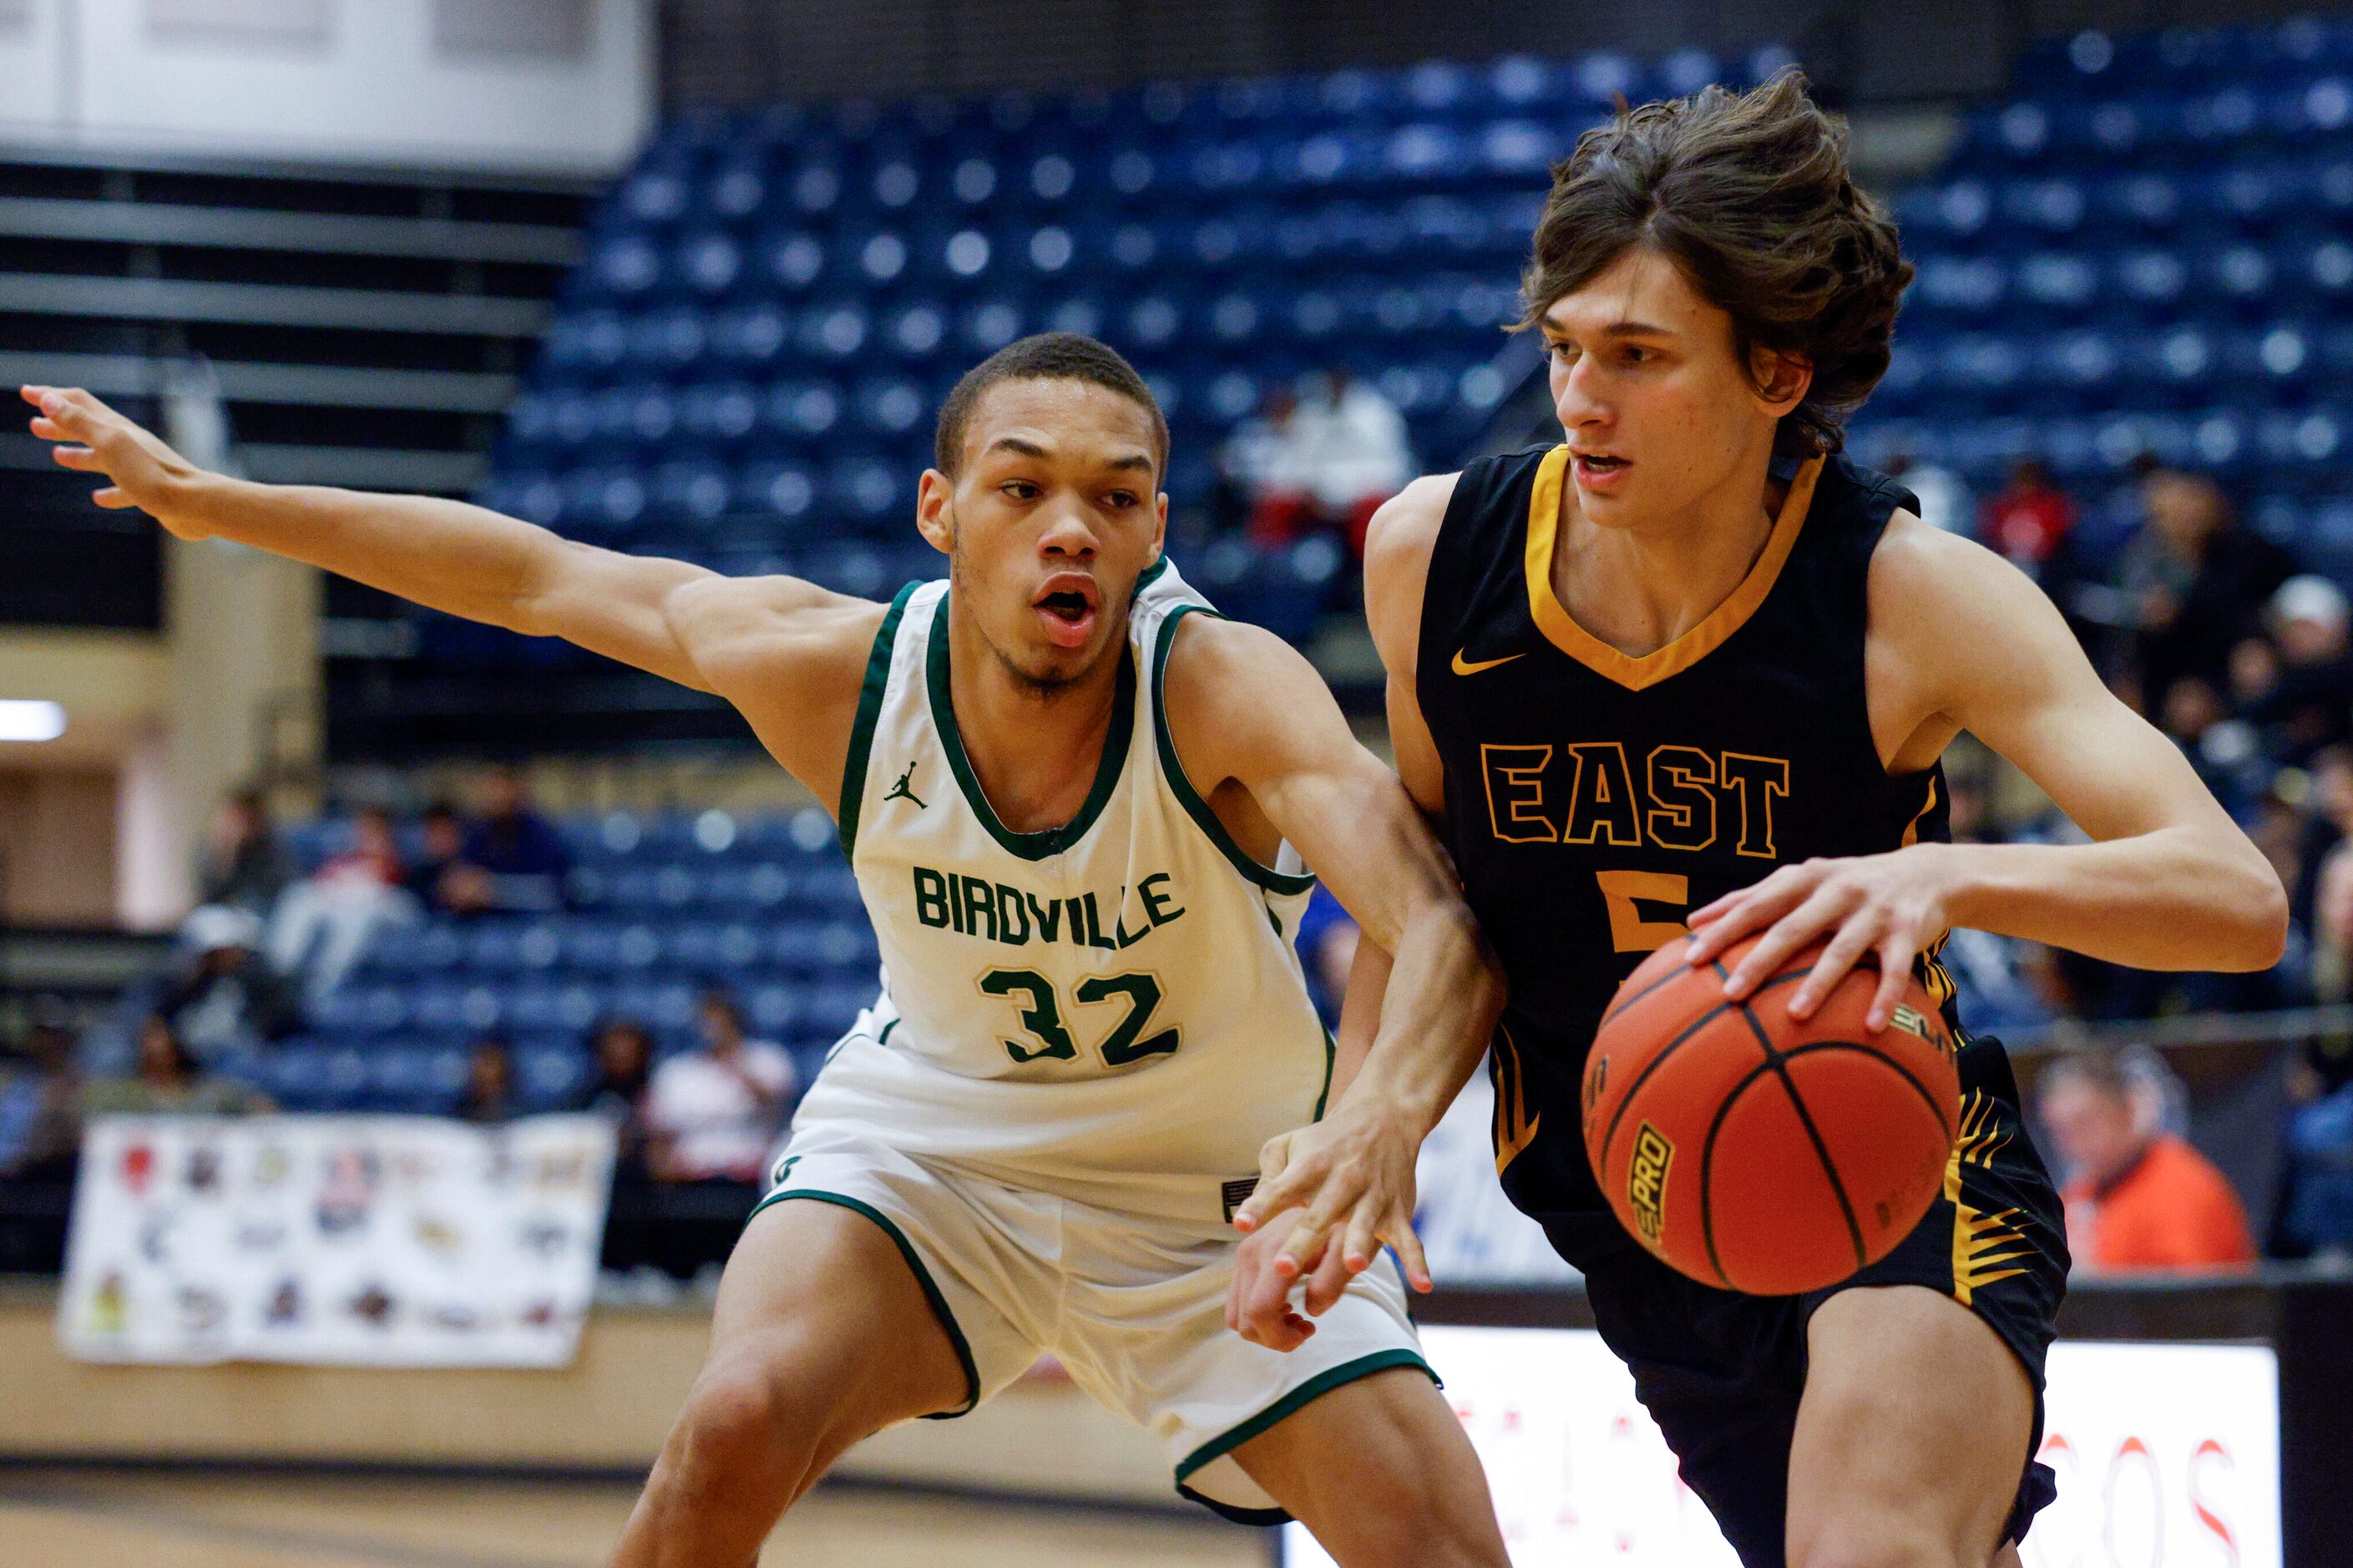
[645,1043,797,1182]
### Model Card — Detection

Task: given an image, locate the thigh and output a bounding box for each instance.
[1232,1367,1508,1568]
[1789,1284,2035,1568]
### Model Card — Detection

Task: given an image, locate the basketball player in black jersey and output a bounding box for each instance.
[1231,73,2287,1567]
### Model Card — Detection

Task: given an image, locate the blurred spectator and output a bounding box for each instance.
[2293,745,2353,933]
[1246,369,1411,554]
[462,770,571,913]
[576,1017,658,1175]
[1220,386,1306,539]
[1882,449,1971,538]
[406,802,493,917]
[1979,458,2076,573]
[2246,575,2353,766]
[83,1015,273,1116]
[2040,1050,2254,1274]
[2118,470,2293,716]
[195,787,293,915]
[457,1034,520,1125]
[266,804,420,999]
[644,990,797,1184]
[158,905,300,1060]
[0,1015,81,1181]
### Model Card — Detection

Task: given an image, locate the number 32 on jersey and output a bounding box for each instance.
[978,969,1180,1068]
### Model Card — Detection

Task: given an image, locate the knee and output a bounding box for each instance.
[667,1338,833,1485]
[1789,1520,1964,1568]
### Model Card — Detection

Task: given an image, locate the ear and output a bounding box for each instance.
[1749,346,1813,415]
[914,468,954,555]
[1151,489,1169,560]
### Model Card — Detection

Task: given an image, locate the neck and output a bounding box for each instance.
[1552,438,1788,660]
[947,597,1125,836]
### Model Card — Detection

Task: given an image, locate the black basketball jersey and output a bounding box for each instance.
[1417,444,1965,1241]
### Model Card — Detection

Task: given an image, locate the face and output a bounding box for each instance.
[2039,1077,2143,1186]
[917,378,1166,690]
[480,771,524,818]
[598,1025,649,1076]
[1539,247,1809,533]
[699,1002,741,1049]
[471,1045,509,1098]
[423,816,463,857]
[2145,473,2222,552]
[138,1019,178,1079]
[355,811,395,854]
[2280,615,2346,666]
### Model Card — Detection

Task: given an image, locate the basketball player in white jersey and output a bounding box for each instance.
[22,335,1509,1565]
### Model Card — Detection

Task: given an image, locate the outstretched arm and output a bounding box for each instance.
[1164,478,1494,1289]
[1686,513,2289,1025]
[23,385,881,797]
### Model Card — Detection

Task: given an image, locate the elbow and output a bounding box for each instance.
[2218,855,2289,972]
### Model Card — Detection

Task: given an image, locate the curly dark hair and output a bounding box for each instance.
[1519,69,1912,459]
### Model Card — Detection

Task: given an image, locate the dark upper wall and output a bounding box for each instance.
[659,0,2353,113]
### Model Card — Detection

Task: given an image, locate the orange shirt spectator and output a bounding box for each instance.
[2041,1050,2255,1274]
[2062,1133,2255,1272]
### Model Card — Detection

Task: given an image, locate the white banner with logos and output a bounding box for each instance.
[1284,1327,2280,1567]
[58,1114,615,1368]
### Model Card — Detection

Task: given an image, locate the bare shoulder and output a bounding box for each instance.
[1361,471,1459,672]
[668,574,890,698]
[1159,609,1320,721]
[1866,508,2080,711]
[1362,472,1459,584]
[1159,609,1344,790]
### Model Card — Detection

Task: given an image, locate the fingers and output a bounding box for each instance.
[48,444,99,469]
[1232,1136,1299,1233]
[92,487,133,508]
[1684,868,1810,964]
[1275,1196,1344,1280]
[1388,1213,1432,1294]
[1786,911,1881,1019]
[1302,1235,1353,1317]
[1340,1200,1380,1275]
[1865,937,1919,1031]
[1720,885,1847,999]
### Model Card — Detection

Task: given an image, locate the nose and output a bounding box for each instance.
[1553,353,1612,436]
[1037,497,1100,560]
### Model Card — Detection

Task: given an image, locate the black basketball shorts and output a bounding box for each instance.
[1540,1039,2069,1568]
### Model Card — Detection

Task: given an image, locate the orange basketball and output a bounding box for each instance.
[1580,930,1962,1296]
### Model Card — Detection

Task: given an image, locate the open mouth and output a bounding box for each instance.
[1574,452,1631,479]
[1031,574,1101,648]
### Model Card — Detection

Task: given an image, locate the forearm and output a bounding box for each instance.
[1335,898,1501,1138]
[1324,938,1394,1104]
[1939,832,2286,972]
[175,474,584,631]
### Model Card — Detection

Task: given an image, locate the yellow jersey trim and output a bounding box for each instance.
[1523,448,1824,692]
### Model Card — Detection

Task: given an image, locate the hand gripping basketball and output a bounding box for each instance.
[1581,932,1962,1296]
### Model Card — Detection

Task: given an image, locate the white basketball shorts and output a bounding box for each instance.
[751,1120,1433,1520]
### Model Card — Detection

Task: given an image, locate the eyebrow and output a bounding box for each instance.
[1543,318,1677,340]
[984,436,1156,473]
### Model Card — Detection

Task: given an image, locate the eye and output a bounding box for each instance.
[1547,339,1576,363]
[1621,346,1653,365]
[1000,479,1040,499]
[1105,490,1140,509]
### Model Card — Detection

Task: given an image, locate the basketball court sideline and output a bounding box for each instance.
[0,1469,1263,1568]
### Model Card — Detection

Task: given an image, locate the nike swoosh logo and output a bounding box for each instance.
[1451,650,1526,676]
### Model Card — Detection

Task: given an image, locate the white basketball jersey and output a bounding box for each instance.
[791,562,1333,1222]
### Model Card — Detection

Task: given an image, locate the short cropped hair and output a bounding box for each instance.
[1521,69,1912,459]
[2039,1049,2133,1104]
[934,332,1169,478]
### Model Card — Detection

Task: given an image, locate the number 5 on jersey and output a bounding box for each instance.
[979,969,1181,1068]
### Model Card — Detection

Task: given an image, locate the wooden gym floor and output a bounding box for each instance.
[0,1468,1270,1567]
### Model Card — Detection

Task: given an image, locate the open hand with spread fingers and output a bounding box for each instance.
[19,385,212,535]
[1683,842,1960,1032]
[1227,1095,1430,1308]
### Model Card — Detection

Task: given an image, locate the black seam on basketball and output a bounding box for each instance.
[1720,984,1868,1273]
[1771,1039,1958,1141]
[1698,1055,1784,1292]
[1597,964,1817,1183]
[1596,998,1734,1170]
[1598,960,1700,1030]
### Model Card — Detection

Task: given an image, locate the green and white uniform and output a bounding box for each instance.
[761,562,1428,1522]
